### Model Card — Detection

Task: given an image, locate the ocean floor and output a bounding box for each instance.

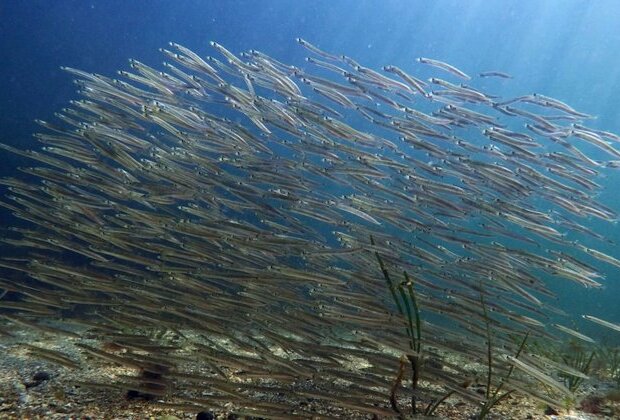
[0,328,618,419]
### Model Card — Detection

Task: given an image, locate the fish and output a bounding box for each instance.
[296,38,341,61]
[417,57,471,80]
[479,71,513,79]
[583,314,620,333]
[552,323,596,343]
[505,355,572,395]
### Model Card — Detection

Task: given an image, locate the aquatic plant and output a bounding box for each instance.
[475,292,530,419]
[372,240,533,418]
[530,338,595,393]
[561,346,595,393]
[594,344,620,385]
[370,234,423,416]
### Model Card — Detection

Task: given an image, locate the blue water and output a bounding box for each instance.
[1,0,620,340]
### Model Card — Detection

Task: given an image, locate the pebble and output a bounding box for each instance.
[196,411,215,420]
[33,371,50,382]
[545,405,560,415]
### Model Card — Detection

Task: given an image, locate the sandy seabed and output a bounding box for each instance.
[0,328,617,420]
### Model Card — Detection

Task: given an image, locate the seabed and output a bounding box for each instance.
[1,328,618,419]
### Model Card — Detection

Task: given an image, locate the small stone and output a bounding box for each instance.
[196,411,215,420]
[543,405,559,415]
[33,371,50,382]
[126,389,156,401]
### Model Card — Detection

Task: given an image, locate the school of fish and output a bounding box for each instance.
[1,38,620,417]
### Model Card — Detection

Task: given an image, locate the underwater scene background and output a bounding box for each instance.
[2,1,620,418]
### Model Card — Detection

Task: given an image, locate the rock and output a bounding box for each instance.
[196,411,215,420]
[579,395,604,414]
[24,370,51,389]
[543,405,558,415]
[126,389,156,401]
[32,371,50,382]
